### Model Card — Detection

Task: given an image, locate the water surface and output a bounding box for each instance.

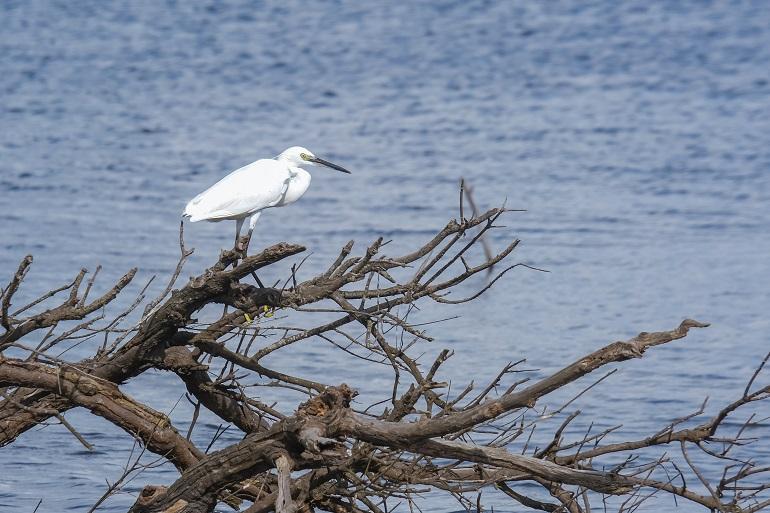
[1,1,769,512]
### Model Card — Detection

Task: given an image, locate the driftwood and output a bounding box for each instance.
[1,205,768,513]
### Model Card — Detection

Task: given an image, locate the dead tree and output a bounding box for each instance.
[1,205,768,513]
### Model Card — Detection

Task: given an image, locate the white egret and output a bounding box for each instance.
[183,146,351,252]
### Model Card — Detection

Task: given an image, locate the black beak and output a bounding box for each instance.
[310,156,351,174]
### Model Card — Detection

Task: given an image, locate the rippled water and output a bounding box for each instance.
[1,1,769,512]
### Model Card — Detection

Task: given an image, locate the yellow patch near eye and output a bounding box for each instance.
[300,153,309,160]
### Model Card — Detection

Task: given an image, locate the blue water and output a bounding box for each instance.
[2,1,769,512]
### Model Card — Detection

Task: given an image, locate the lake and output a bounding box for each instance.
[1,1,769,512]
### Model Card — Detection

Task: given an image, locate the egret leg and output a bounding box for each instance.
[251,272,265,288]
[242,212,262,256]
[224,218,247,317]
[234,218,245,251]
[244,212,265,287]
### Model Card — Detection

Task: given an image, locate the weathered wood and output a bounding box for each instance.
[1,209,767,513]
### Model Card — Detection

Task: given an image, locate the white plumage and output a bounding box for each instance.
[183,146,350,251]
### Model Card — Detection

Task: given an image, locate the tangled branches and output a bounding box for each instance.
[1,207,768,513]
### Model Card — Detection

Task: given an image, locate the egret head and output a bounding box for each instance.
[277,146,351,174]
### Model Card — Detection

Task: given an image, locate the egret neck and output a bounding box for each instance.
[280,166,312,206]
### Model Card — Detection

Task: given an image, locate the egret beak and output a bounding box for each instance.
[310,156,351,174]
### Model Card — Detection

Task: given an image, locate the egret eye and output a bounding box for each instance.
[300,153,309,160]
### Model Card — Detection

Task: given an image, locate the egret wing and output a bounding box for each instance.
[184,159,291,221]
